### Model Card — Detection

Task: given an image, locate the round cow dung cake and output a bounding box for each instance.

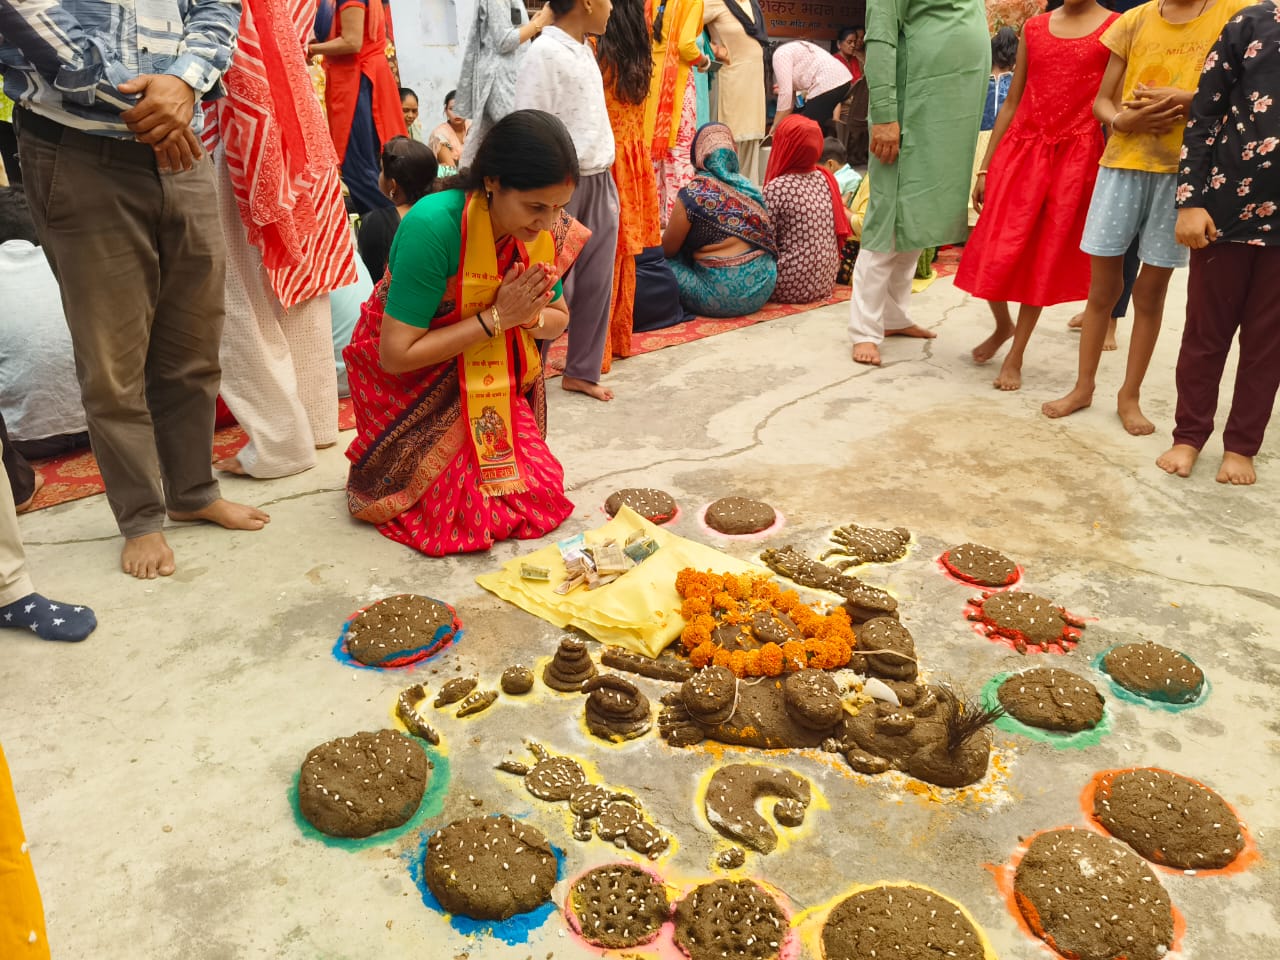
[821,884,985,960]
[298,729,428,838]
[568,863,670,948]
[1093,768,1245,869]
[423,815,558,920]
[1014,828,1174,960]
[1101,642,1205,704]
[605,488,678,524]
[344,594,456,666]
[500,664,535,695]
[976,591,1068,647]
[704,497,777,536]
[941,543,1018,587]
[997,668,1105,732]
[673,879,788,960]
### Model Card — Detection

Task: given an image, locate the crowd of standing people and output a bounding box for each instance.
[0,0,1274,603]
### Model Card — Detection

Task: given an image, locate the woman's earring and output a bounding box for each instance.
[486,190,493,203]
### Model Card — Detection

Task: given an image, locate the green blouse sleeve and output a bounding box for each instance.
[383,192,465,329]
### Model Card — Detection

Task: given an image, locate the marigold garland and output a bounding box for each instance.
[675,568,856,678]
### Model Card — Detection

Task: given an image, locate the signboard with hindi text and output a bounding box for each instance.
[760,0,864,39]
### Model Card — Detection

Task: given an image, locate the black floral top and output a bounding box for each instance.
[1177,0,1280,245]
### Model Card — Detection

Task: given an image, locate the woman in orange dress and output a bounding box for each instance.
[646,0,708,222]
[597,0,662,366]
[308,0,408,215]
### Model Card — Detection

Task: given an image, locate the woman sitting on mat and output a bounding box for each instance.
[763,114,851,303]
[343,111,578,556]
[662,123,778,318]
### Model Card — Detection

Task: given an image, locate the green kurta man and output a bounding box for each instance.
[848,0,990,366]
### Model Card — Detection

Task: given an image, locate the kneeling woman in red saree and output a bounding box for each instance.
[344,111,580,555]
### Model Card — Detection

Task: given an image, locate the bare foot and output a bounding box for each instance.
[168,498,270,530]
[972,326,1013,364]
[15,472,45,514]
[1217,451,1256,485]
[1156,443,1199,477]
[851,341,881,366]
[1042,388,1093,419]
[1102,317,1119,352]
[121,531,176,579]
[213,456,249,476]
[561,376,614,402]
[887,324,937,339]
[1117,394,1154,436]
[1068,312,1084,330]
[992,359,1022,391]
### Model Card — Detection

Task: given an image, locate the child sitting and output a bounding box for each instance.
[820,137,862,202]
[1156,0,1280,486]
[1041,0,1251,434]
[822,137,862,283]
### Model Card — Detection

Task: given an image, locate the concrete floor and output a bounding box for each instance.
[5,274,1278,959]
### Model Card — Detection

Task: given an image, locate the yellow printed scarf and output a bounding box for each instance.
[457,191,555,497]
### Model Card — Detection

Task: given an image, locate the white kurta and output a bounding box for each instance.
[215,154,340,479]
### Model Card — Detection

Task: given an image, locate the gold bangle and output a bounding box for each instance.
[490,304,502,337]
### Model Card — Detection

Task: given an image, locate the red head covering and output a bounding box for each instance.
[764,114,852,246]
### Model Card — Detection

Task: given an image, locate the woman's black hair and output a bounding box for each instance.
[444,88,457,109]
[652,0,668,41]
[399,86,418,102]
[380,136,438,203]
[991,26,1019,70]
[837,25,863,42]
[597,0,652,105]
[444,109,580,193]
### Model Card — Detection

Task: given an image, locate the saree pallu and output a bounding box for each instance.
[669,248,776,318]
[343,284,574,557]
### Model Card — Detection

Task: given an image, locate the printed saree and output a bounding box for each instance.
[343,195,579,556]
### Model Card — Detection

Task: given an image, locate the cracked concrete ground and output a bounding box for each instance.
[4,275,1278,959]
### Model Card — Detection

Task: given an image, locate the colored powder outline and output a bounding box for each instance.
[1090,646,1210,712]
[986,827,1188,958]
[979,672,1112,750]
[935,551,1024,591]
[403,822,565,945]
[695,503,787,541]
[690,759,830,858]
[1078,768,1262,877]
[331,598,463,671]
[789,880,999,960]
[287,738,452,852]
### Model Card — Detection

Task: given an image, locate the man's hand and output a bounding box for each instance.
[118,75,196,146]
[152,126,205,174]
[1175,207,1217,249]
[870,121,900,164]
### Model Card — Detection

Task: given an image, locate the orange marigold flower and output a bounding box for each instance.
[681,596,712,619]
[782,640,807,670]
[728,649,749,678]
[693,614,717,633]
[775,590,801,613]
[681,623,711,652]
[724,574,752,601]
[759,643,785,677]
[712,648,734,669]
[690,641,718,669]
[744,649,763,676]
[712,591,737,612]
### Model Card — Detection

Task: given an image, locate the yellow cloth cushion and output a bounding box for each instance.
[475,506,761,657]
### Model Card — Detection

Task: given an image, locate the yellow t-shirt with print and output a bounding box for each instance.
[1100,0,1252,173]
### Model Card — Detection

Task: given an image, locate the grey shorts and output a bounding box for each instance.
[1080,166,1189,270]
